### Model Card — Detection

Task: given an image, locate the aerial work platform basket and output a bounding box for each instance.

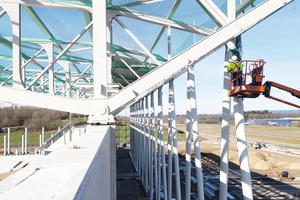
[228,59,266,98]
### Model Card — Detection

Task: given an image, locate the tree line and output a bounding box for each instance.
[0,108,69,133]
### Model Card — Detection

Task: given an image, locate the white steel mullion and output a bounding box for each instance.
[26,21,93,90]
[168,26,171,61]
[233,97,253,200]
[228,0,236,21]
[167,80,173,200]
[157,86,164,200]
[145,0,182,63]
[141,99,146,186]
[138,101,141,176]
[67,47,92,53]
[0,74,13,86]
[113,10,212,36]
[170,80,181,200]
[10,4,23,89]
[145,96,150,194]
[0,64,13,73]
[60,63,93,96]
[118,73,130,85]
[189,67,204,200]
[115,53,140,79]
[219,45,233,200]
[185,69,192,200]
[195,0,228,27]
[21,48,45,70]
[114,17,161,66]
[154,93,158,200]
[150,92,154,200]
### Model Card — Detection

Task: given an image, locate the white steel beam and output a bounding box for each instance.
[115,53,140,79]
[60,63,93,96]
[0,0,92,13]
[114,17,161,66]
[146,0,182,57]
[108,0,293,115]
[27,21,93,90]
[0,65,13,73]
[195,0,229,27]
[110,10,213,36]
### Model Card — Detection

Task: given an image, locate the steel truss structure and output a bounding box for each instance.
[0,0,294,199]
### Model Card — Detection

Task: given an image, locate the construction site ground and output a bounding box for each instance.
[177,127,300,199]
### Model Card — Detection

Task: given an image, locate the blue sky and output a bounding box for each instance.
[142,0,300,116]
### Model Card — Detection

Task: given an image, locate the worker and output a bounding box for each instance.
[227,55,243,88]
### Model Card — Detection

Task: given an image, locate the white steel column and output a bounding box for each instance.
[189,67,204,200]
[141,99,146,186]
[150,92,155,199]
[233,97,253,200]
[169,80,181,200]
[7,128,10,155]
[22,135,24,154]
[145,96,149,194]
[4,135,6,156]
[158,86,167,200]
[8,4,23,89]
[43,44,55,95]
[219,44,234,200]
[93,0,107,97]
[25,128,28,154]
[167,81,173,200]
[185,69,192,200]
[157,87,162,200]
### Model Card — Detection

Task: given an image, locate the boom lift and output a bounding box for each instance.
[228,59,300,108]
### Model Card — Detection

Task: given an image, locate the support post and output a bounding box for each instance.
[22,135,24,155]
[233,97,253,200]
[42,127,45,144]
[145,96,149,194]
[219,44,234,200]
[185,70,192,200]
[4,135,6,156]
[169,80,181,200]
[93,0,107,97]
[157,87,163,200]
[150,92,155,200]
[167,81,173,200]
[8,128,10,155]
[25,128,28,154]
[189,67,204,200]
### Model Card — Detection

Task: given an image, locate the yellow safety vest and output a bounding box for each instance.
[227,62,243,72]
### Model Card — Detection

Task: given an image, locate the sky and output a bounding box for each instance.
[120,0,300,117]
[0,1,299,116]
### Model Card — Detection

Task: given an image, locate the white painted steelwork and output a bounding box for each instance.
[233,97,253,200]
[219,45,234,200]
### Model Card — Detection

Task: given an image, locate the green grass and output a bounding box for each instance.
[116,126,206,143]
[0,117,81,148]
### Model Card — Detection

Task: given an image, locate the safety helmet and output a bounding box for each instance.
[232,55,238,61]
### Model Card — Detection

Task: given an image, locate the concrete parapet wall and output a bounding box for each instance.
[0,125,116,200]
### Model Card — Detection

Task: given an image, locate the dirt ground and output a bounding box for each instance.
[176,134,300,178]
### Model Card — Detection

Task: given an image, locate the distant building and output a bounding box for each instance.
[248,119,300,126]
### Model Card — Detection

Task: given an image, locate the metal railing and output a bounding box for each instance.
[35,123,71,155]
